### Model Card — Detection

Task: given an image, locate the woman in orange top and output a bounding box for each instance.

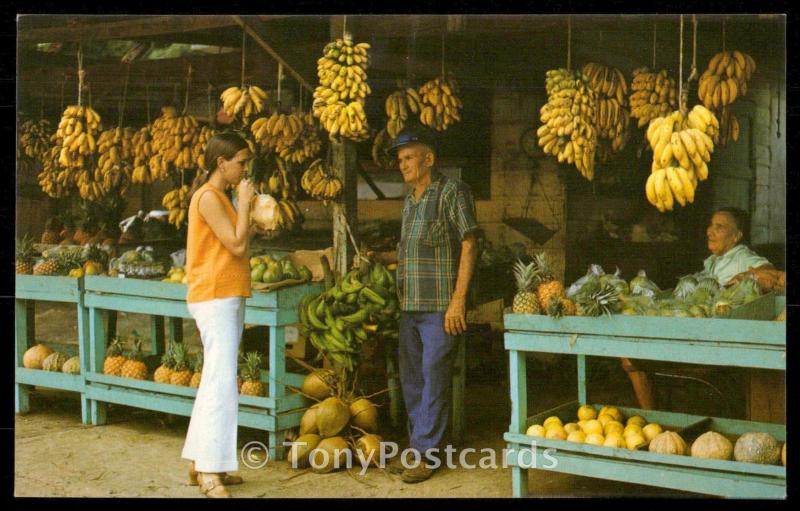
[181,132,255,498]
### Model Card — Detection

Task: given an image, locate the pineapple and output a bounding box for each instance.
[15,235,37,274]
[169,342,193,386]
[154,344,175,384]
[512,259,541,314]
[41,218,62,245]
[240,352,265,396]
[534,252,566,309]
[190,351,203,388]
[120,337,148,380]
[546,295,577,318]
[103,337,128,376]
[575,280,622,317]
[34,250,83,276]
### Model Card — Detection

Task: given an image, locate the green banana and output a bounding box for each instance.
[306,297,329,331]
[353,327,368,342]
[340,308,369,324]
[340,274,364,294]
[360,286,387,306]
[345,292,359,305]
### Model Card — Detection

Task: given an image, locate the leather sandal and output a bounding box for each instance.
[199,473,232,498]
[189,462,243,486]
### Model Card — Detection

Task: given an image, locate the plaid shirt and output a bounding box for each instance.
[397,172,479,311]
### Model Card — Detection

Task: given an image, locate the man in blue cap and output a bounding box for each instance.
[376,127,479,483]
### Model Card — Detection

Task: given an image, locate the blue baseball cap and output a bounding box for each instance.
[390,127,436,154]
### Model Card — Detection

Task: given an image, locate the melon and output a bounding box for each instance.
[690,431,733,460]
[61,356,81,375]
[734,432,781,465]
[23,344,53,369]
[42,352,70,372]
[648,431,687,456]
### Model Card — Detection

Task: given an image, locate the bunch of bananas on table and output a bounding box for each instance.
[148,106,200,178]
[582,63,631,162]
[384,86,422,138]
[131,126,156,183]
[537,68,598,180]
[644,106,719,212]
[220,85,267,123]
[629,68,678,128]
[260,156,298,200]
[275,111,323,164]
[162,184,190,228]
[698,51,756,109]
[251,111,304,149]
[38,144,74,198]
[298,260,399,372]
[371,128,397,170]
[19,119,52,161]
[300,158,342,202]
[312,37,372,141]
[418,75,463,132]
[55,105,102,170]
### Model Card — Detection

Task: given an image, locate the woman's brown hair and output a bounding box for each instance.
[204,132,250,173]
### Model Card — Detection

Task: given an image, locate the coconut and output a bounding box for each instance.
[355,434,383,467]
[299,404,320,435]
[301,370,336,400]
[287,434,321,468]
[310,436,350,473]
[315,397,350,437]
[349,398,379,432]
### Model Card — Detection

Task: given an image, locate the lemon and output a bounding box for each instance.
[626,433,646,450]
[563,422,580,434]
[623,424,644,438]
[585,433,605,446]
[543,416,563,429]
[603,433,626,448]
[599,406,623,422]
[567,430,586,443]
[577,420,588,430]
[545,427,567,441]
[597,413,615,428]
[583,419,603,436]
[604,420,625,436]
[526,424,546,437]
[642,423,663,441]
[626,415,647,428]
[577,404,597,421]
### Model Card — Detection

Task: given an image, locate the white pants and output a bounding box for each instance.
[181,296,245,473]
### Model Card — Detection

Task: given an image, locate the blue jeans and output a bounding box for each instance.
[398,311,459,453]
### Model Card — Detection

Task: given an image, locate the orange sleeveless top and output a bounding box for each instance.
[185,183,251,303]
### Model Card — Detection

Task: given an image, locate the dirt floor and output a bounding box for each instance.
[16,302,725,498]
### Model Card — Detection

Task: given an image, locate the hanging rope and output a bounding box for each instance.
[342,15,347,40]
[652,22,657,69]
[441,33,446,77]
[183,63,193,116]
[60,76,66,112]
[241,28,246,88]
[77,44,84,107]
[688,15,698,82]
[722,18,726,52]
[145,82,151,125]
[567,16,572,70]
[118,63,131,128]
[678,15,685,114]
[207,82,213,121]
[172,82,179,108]
[277,62,283,106]
[39,96,44,119]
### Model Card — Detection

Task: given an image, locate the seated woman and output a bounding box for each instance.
[622,207,784,410]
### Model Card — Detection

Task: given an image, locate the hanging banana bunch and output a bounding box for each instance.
[275,111,323,165]
[81,126,135,200]
[629,68,679,128]
[715,105,740,146]
[251,110,304,150]
[300,158,343,204]
[131,126,156,183]
[55,105,101,171]
[384,86,422,138]
[260,156,299,200]
[371,128,396,170]
[537,68,598,181]
[148,106,200,180]
[274,199,304,233]
[162,184,190,228]
[19,119,52,161]
[220,85,267,124]
[312,36,372,142]
[418,75,462,132]
[644,105,719,212]
[38,142,75,198]
[581,63,631,163]
[698,50,755,110]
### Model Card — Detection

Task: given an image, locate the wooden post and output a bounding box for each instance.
[330,15,359,278]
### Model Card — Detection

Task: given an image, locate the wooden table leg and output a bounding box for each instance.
[15,299,33,414]
[89,307,108,425]
[509,348,528,497]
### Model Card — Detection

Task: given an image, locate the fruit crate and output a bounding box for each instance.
[503,308,786,498]
[82,275,322,458]
[15,275,90,423]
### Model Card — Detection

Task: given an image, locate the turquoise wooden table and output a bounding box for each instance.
[83,275,322,459]
[503,295,786,499]
[15,275,90,423]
